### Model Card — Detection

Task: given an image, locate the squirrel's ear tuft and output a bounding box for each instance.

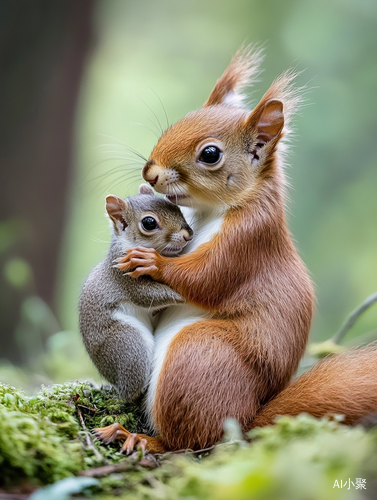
[246,69,303,143]
[203,45,264,108]
[139,184,154,196]
[106,195,128,230]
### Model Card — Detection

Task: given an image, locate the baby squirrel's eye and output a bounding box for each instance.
[141,217,158,231]
[199,145,222,165]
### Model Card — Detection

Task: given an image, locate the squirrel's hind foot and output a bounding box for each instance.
[92,422,167,454]
[120,432,166,455]
[92,422,130,444]
[120,433,147,455]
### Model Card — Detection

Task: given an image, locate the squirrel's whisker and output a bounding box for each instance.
[147,86,170,130]
[130,121,160,140]
[137,95,165,136]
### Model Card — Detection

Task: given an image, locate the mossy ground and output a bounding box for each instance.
[0,381,145,490]
[1,381,376,500]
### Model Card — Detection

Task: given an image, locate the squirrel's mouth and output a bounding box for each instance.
[162,245,184,255]
[166,194,188,204]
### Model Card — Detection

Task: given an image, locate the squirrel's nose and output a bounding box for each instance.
[148,175,159,187]
[181,229,193,242]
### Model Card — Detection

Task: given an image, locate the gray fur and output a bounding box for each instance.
[79,193,192,402]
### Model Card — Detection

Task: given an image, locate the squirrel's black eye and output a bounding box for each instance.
[141,217,158,231]
[199,146,222,165]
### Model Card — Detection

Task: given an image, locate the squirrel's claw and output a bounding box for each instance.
[92,422,130,444]
[121,432,140,455]
[112,257,124,269]
[119,433,148,456]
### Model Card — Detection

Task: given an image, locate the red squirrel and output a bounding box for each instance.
[94,47,377,454]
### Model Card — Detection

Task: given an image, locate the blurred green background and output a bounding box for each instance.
[1,0,376,391]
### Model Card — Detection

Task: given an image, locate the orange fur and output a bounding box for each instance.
[93,422,165,454]
[95,48,377,455]
[155,320,256,450]
[121,49,313,452]
[251,345,377,428]
[203,46,264,107]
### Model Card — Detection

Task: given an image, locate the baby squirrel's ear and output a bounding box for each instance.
[139,184,154,196]
[203,46,263,108]
[106,195,129,231]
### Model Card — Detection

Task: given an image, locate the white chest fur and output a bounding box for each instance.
[112,302,155,384]
[180,206,226,253]
[146,206,226,428]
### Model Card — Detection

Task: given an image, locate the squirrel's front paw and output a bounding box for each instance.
[117,247,163,280]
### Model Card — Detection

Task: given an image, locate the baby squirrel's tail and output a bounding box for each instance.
[250,344,377,429]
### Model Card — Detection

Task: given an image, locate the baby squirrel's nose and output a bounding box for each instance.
[182,228,193,242]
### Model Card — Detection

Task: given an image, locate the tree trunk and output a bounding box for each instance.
[0,0,94,363]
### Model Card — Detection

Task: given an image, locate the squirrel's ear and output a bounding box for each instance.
[106,195,128,231]
[203,46,263,108]
[139,184,154,196]
[246,99,284,144]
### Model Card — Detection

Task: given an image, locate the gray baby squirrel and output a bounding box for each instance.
[79,184,193,402]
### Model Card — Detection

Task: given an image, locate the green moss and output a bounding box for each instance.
[116,415,377,500]
[308,340,345,358]
[2,382,377,500]
[0,384,83,486]
[0,381,143,487]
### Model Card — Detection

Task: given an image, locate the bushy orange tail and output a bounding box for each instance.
[251,344,377,428]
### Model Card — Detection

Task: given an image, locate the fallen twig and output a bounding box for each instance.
[79,462,130,478]
[77,404,98,413]
[77,406,106,463]
[169,444,216,455]
[161,439,238,457]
